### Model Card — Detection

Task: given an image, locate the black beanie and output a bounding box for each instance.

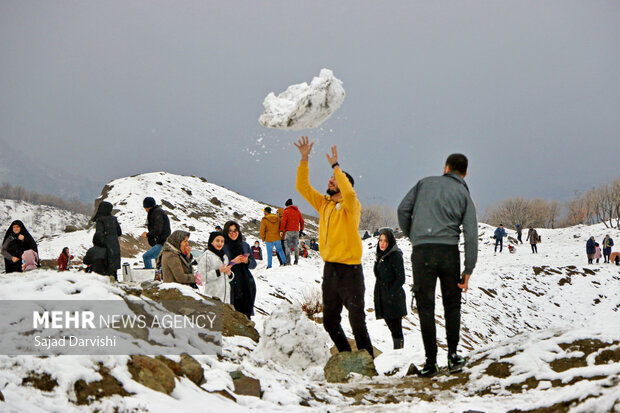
[285,199,293,207]
[343,171,355,187]
[143,197,156,208]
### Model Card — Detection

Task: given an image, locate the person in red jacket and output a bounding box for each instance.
[280,198,305,265]
[57,247,74,271]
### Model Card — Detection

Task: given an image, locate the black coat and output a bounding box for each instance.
[92,202,122,275]
[223,240,257,319]
[373,245,407,320]
[146,206,171,247]
[586,238,596,255]
[2,220,38,273]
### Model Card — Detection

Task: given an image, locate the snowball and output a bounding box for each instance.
[258,69,345,130]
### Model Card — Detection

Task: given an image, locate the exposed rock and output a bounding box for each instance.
[156,356,184,377]
[0,389,3,401]
[180,353,205,385]
[324,350,377,383]
[64,225,80,233]
[74,365,133,405]
[230,371,261,398]
[259,68,345,130]
[222,303,259,342]
[22,371,58,392]
[127,355,176,395]
[406,363,420,376]
[213,389,237,402]
[329,338,382,358]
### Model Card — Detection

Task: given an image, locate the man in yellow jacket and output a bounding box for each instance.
[295,136,373,357]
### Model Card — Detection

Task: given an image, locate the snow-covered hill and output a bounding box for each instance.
[0,173,618,412]
[35,172,318,265]
[0,199,89,240]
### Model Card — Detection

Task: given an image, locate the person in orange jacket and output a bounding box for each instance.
[295,136,373,358]
[260,207,286,268]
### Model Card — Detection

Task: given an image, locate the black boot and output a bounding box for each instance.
[393,338,404,350]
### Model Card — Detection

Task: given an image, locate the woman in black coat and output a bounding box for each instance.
[222,221,257,319]
[92,201,122,278]
[374,229,407,349]
[2,220,38,273]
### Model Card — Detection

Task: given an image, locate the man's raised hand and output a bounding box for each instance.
[325,145,338,166]
[294,136,314,161]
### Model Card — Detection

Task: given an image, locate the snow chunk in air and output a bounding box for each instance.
[258,68,345,130]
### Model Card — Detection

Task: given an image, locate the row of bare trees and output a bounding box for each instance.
[359,204,398,231]
[485,177,620,229]
[0,182,92,216]
[564,178,620,228]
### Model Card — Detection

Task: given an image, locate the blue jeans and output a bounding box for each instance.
[265,241,286,268]
[143,244,163,269]
[494,238,503,252]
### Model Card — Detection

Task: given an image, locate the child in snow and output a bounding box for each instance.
[57,247,74,271]
[508,244,516,254]
[22,249,39,271]
[195,231,235,304]
[251,241,262,260]
[594,242,602,264]
[373,229,407,349]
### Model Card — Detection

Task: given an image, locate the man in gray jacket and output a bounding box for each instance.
[397,153,478,377]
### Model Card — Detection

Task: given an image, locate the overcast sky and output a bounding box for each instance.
[1,1,619,217]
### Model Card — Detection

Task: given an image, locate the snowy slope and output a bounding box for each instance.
[0,174,618,412]
[35,172,318,265]
[0,199,89,240]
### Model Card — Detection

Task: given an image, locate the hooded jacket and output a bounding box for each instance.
[92,201,122,274]
[146,205,171,247]
[22,249,39,271]
[159,230,195,285]
[260,213,281,243]
[280,205,305,232]
[296,161,362,265]
[397,173,478,275]
[373,230,407,320]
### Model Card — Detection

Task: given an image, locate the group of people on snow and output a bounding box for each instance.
[586,234,615,264]
[492,224,541,254]
[295,136,475,376]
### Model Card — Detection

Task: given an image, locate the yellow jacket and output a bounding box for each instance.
[260,213,281,243]
[296,161,362,265]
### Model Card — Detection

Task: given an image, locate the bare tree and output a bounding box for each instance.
[359,204,397,231]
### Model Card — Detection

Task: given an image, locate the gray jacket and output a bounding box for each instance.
[397,173,478,274]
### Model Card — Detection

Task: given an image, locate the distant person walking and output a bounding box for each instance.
[57,247,74,271]
[515,224,523,244]
[494,224,507,254]
[398,153,478,377]
[602,235,614,263]
[92,201,122,278]
[2,220,38,273]
[526,226,539,254]
[586,236,596,264]
[295,136,374,358]
[141,197,171,269]
[260,207,286,268]
[373,229,407,350]
[280,198,305,265]
[223,221,257,319]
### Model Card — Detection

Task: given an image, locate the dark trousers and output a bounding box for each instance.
[412,244,462,362]
[517,233,522,244]
[385,317,403,339]
[494,238,503,252]
[531,244,538,253]
[322,262,373,357]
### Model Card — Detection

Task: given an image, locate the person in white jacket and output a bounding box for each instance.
[196,231,234,303]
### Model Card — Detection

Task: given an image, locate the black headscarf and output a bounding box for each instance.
[3,220,38,253]
[223,220,244,257]
[92,201,113,221]
[207,231,226,260]
[376,229,397,259]
[62,247,70,257]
